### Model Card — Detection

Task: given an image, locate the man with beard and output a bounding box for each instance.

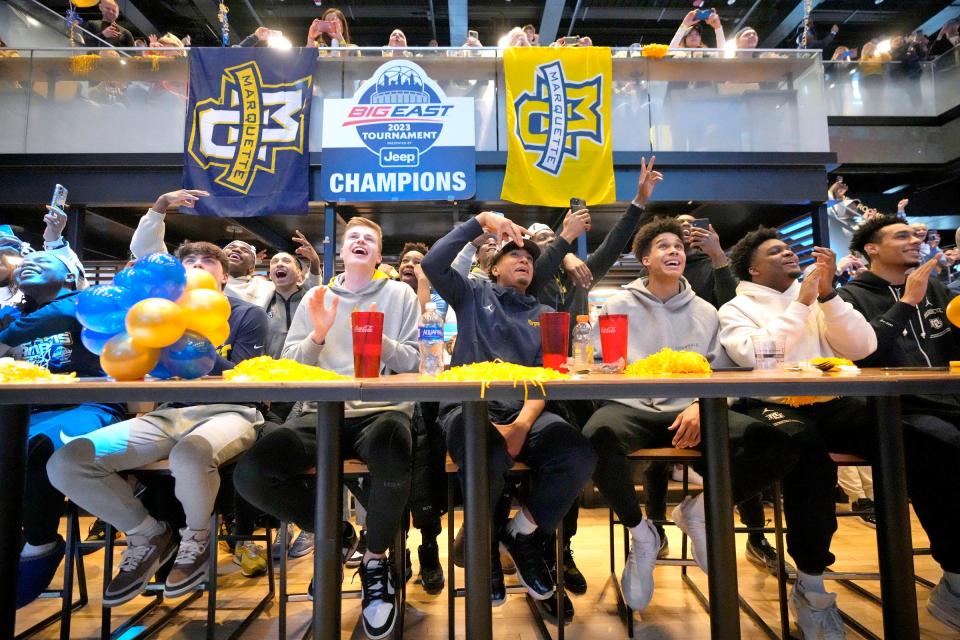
[718,228,879,638]
[130,190,321,309]
[838,216,960,631]
[264,233,321,359]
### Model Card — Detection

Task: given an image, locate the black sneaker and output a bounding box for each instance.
[834,484,850,504]
[499,527,554,601]
[540,592,574,625]
[347,529,366,568]
[545,539,587,596]
[342,521,359,564]
[103,523,177,607]
[745,537,796,577]
[82,518,119,555]
[404,548,412,583]
[359,557,397,640]
[491,549,506,607]
[418,542,444,594]
[852,498,877,528]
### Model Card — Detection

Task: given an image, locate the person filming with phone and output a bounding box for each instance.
[306,8,355,49]
[84,0,135,48]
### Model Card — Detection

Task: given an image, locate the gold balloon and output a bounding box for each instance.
[101,333,160,381]
[126,298,186,348]
[201,322,231,348]
[947,297,960,328]
[71,0,99,7]
[178,289,232,334]
[184,268,219,292]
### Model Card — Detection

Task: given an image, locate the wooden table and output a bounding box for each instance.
[1,369,954,639]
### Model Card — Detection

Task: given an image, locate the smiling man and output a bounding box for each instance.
[0,252,125,608]
[582,218,792,614]
[837,216,960,631]
[422,211,597,607]
[49,201,268,610]
[718,227,879,639]
[235,217,420,640]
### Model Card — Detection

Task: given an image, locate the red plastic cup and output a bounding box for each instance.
[351,311,384,378]
[540,312,570,372]
[599,314,628,370]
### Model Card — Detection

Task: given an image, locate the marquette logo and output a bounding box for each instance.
[187,61,312,195]
[513,61,603,176]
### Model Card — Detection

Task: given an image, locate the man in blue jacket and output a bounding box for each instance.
[0,251,125,608]
[422,211,597,606]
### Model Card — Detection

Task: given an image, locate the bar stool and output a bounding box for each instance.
[15,501,88,640]
[100,458,275,640]
[276,458,407,640]
[445,457,567,640]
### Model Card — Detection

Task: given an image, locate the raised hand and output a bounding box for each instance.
[153,189,209,213]
[293,230,320,269]
[307,285,340,344]
[634,155,663,206]
[43,206,68,242]
[901,259,937,306]
[477,211,527,247]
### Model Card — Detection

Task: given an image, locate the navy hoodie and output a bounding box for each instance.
[423,218,554,368]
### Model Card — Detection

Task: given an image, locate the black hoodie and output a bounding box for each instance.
[839,271,960,414]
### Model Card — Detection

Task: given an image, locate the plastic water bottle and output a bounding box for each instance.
[572,314,594,373]
[419,302,445,376]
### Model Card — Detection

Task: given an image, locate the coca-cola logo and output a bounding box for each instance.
[600,327,618,334]
[354,325,375,333]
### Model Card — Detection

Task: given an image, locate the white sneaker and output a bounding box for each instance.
[790,582,846,639]
[672,494,708,572]
[670,464,704,486]
[927,577,960,632]
[621,519,660,612]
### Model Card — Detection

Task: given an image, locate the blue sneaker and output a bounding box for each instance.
[17,537,66,608]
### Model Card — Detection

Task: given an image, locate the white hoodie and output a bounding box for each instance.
[718,279,877,402]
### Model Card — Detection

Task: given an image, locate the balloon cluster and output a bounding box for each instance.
[76,254,231,381]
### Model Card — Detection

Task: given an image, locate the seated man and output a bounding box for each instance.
[583,218,795,613]
[838,216,960,631]
[234,217,420,640]
[421,211,597,605]
[49,240,268,606]
[0,251,124,607]
[718,228,878,638]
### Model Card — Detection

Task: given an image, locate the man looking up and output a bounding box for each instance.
[838,216,960,631]
[422,211,597,606]
[235,217,420,640]
[0,252,125,607]
[583,218,794,614]
[718,229,878,639]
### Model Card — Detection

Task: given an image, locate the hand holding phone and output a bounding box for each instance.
[695,9,713,21]
[570,197,587,212]
[562,36,580,46]
[691,218,710,230]
[50,184,68,209]
[468,29,479,40]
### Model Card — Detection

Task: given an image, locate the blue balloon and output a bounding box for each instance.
[159,330,217,380]
[132,253,187,301]
[76,285,130,334]
[148,360,174,380]
[80,328,116,356]
[113,266,152,306]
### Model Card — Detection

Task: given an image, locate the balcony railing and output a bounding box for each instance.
[2,45,955,158]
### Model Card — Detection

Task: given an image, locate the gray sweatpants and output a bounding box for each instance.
[48,404,262,531]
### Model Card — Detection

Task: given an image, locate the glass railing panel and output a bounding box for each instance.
[823,60,938,117]
[0,49,31,154]
[20,48,188,153]
[645,49,828,152]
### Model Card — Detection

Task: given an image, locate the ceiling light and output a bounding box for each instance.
[267,33,292,49]
[727,0,736,4]
[25,16,40,27]
[874,0,884,5]
[883,184,910,195]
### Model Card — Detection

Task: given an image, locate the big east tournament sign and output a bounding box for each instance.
[320,60,475,202]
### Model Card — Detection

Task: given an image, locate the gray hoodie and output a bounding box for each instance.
[283,273,420,418]
[595,276,733,415]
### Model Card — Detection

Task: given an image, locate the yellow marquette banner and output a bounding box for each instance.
[501,47,616,206]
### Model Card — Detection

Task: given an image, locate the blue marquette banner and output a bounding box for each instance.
[182,48,315,217]
[501,47,616,207]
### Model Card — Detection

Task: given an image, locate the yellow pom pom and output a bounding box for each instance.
[0,358,76,384]
[223,356,350,382]
[624,348,712,376]
[437,360,570,399]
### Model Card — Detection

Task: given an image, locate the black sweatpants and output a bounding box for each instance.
[584,401,796,531]
[440,401,597,534]
[235,410,412,554]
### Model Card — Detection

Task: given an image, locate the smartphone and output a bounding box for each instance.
[468,29,479,40]
[835,175,844,184]
[570,197,587,211]
[692,218,710,230]
[563,36,580,46]
[316,20,337,34]
[695,9,713,21]
[50,184,68,209]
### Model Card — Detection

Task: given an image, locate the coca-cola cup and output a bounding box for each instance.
[351,311,384,378]
[599,314,628,372]
[540,311,570,372]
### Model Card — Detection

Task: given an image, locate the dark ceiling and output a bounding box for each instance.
[38,0,959,50]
